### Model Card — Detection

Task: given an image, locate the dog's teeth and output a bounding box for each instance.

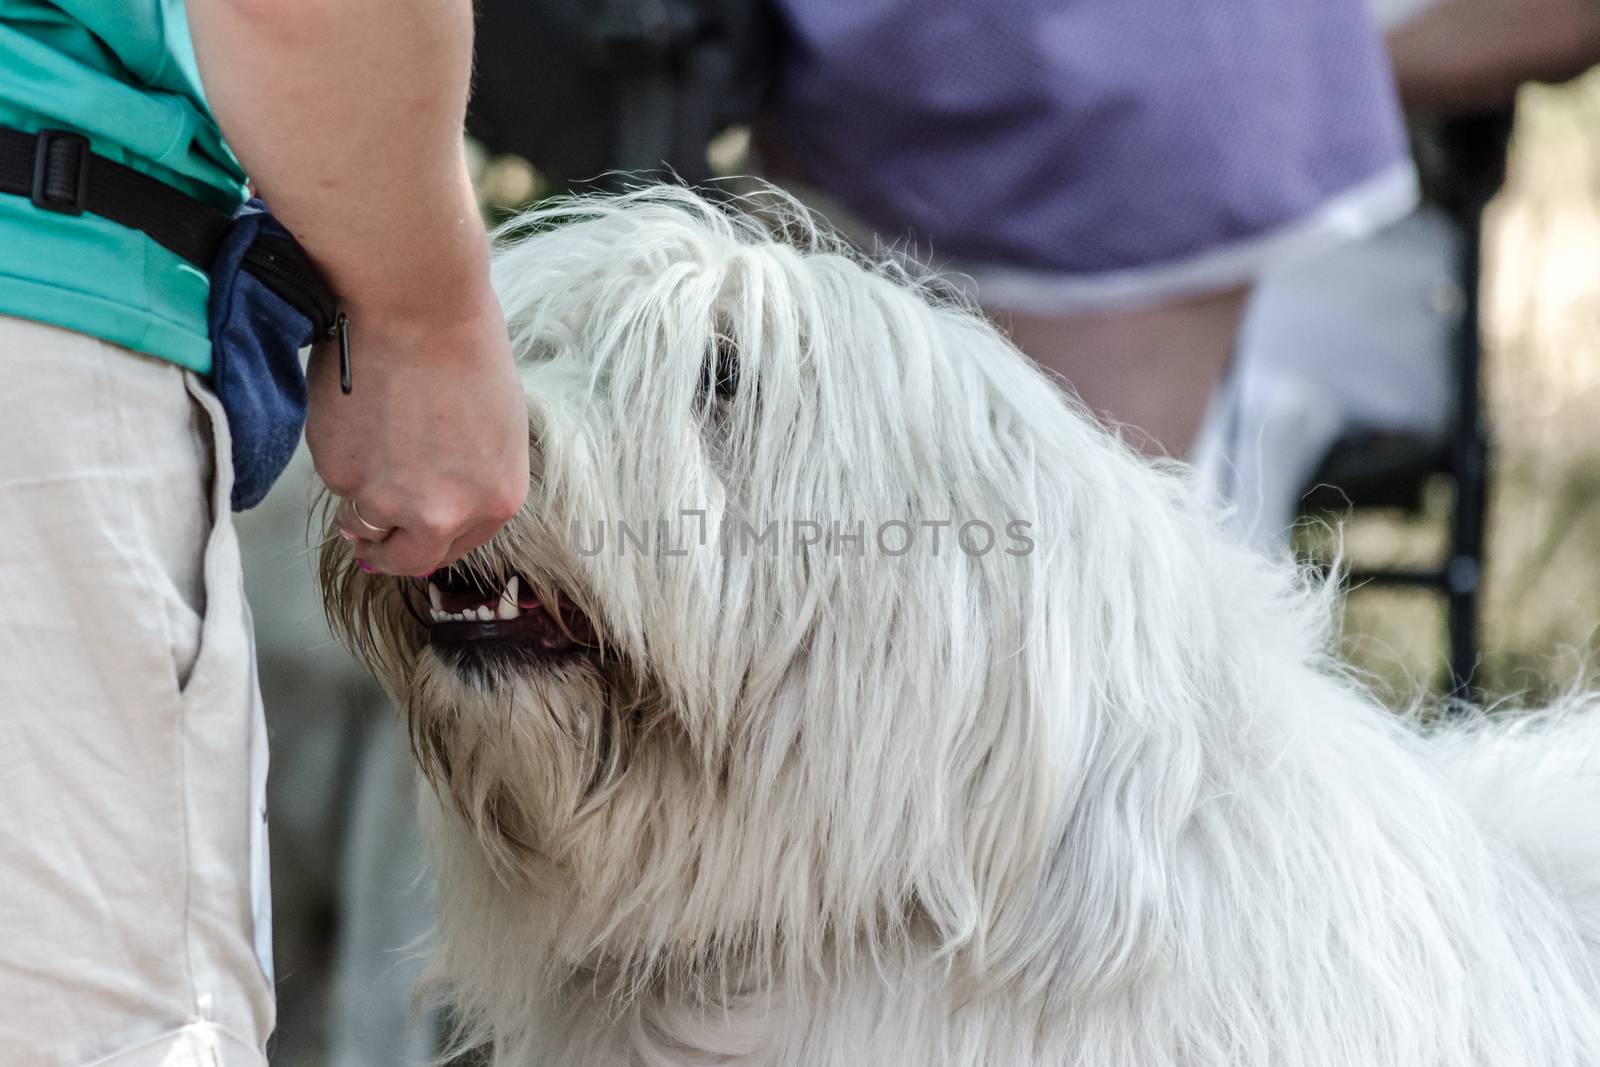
[428,582,442,611]
[430,609,445,623]
[477,604,494,621]
[497,579,521,620]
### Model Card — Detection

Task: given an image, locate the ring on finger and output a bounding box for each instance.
[349,500,396,539]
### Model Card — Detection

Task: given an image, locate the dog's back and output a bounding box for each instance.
[1431,704,1600,957]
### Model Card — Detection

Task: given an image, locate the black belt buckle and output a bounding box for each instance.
[31,129,90,215]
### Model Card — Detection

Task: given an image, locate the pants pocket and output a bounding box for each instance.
[175,373,276,1023]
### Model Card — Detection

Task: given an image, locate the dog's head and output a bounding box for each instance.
[321,188,1282,993]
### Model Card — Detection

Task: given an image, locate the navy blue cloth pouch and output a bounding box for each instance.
[207,199,339,511]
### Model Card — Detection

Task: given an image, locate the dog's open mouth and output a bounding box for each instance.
[424,567,598,657]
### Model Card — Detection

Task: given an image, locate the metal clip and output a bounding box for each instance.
[335,311,352,395]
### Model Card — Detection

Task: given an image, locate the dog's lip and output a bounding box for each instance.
[421,570,598,651]
[427,607,596,652]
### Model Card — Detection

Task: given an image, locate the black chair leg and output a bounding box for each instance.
[1439,111,1509,701]
[1446,428,1488,698]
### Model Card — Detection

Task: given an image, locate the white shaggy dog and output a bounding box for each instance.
[322,188,1600,1066]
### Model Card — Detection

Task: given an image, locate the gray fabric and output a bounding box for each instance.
[235,446,439,1066]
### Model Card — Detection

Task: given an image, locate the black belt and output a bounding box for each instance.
[0,124,345,380]
[0,126,235,270]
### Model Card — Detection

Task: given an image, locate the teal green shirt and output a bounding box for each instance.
[0,1,247,373]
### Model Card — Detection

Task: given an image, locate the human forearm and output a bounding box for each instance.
[1388,0,1600,115]
[186,0,487,318]
[188,0,528,576]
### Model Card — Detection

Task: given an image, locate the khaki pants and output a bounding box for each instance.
[0,317,273,1064]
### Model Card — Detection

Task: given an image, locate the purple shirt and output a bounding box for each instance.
[758,0,1413,305]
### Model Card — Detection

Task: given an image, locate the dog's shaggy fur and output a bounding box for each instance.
[323,188,1600,1066]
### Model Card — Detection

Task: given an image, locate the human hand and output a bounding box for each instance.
[307,284,529,576]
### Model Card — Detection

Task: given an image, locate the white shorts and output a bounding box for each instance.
[0,316,273,1065]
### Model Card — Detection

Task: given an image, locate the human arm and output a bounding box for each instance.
[1387,0,1600,115]
[186,0,529,575]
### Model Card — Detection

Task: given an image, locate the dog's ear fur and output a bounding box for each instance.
[316,487,429,701]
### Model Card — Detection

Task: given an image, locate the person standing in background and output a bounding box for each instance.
[0,2,526,1063]
[757,0,1417,457]
[1191,0,1600,549]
